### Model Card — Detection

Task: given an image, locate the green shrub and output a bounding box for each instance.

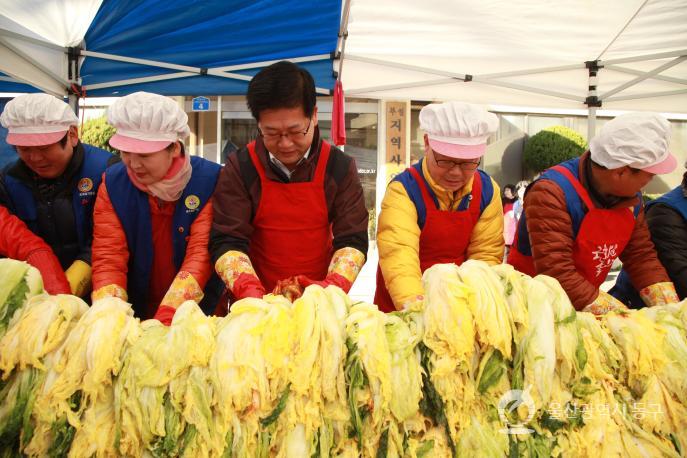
[80,116,116,153]
[523,125,588,173]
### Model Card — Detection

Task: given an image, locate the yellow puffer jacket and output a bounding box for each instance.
[377,159,504,308]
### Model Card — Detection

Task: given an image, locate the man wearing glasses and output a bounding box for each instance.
[375,101,504,312]
[211,61,368,304]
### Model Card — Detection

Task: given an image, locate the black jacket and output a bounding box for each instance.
[646,173,687,300]
[0,143,119,268]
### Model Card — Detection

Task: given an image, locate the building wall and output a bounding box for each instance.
[185,95,687,201]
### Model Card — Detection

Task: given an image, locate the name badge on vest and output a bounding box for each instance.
[77,177,96,205]
[185,194,201,214]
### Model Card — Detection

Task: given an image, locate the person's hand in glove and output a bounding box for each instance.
[152,305,176,326]
[26,250,71,294]
[92,283,128,302]
[216,250,266,300]
[295,272,351,292]
[273,277,304,302]
[65,260,92,297]
[639,282,679,307]
[298,247,367,294]
[153,271,204,326]
[582,290,628,315]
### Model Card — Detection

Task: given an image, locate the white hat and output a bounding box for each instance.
[0,93,78,146]
[589,112,677,175]
[419,101,498,159]
[108,91,190,154]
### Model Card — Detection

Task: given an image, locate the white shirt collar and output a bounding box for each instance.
[268,147,311,179]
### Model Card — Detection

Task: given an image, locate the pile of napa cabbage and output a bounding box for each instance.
[0,258,685,457]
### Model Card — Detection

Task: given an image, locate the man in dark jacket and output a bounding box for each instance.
[0,93,118,298]
[643,168,687,299]
[211,61,368,303]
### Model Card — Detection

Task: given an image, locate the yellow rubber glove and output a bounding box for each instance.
[92,284,128,302]
[65,260,92,298]
[582,290,628,315]
[326,247,366,291]
[639,282,679,307]
[215,250,266,299]
[159,271,203,309]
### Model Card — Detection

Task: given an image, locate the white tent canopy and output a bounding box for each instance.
[340,0,687,124]
[0,0,341,99]
[0,0,102,95]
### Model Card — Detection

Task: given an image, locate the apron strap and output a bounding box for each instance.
[467,172,482,223]
[313,141,331,185]
[247,141,267,181]
[408,165,437,209]
[550,165,596,211]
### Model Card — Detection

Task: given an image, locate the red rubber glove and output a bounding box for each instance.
[26,250,71,294]
[296,272,352,293]
[233,273,266,299]
[153,305,177,326]
[273,277,304,301]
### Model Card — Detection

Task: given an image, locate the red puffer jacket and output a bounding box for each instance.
[522,153,669,309]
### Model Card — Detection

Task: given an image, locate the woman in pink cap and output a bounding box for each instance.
[91,92,223,325]
[375,101,504,312]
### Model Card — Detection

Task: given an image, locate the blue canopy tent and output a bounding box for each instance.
[0,0,345,97]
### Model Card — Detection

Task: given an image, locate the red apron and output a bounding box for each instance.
[374,167,482,312]
[247,141,333,292]
[508,165,635,288]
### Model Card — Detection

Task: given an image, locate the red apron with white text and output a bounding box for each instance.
[248,141,332,291]
[508,165,635,288]
[374,167,482,312]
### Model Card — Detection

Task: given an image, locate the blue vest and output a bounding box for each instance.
[105,156,222,316]
[610,185,687,308]
[647,185,687,220]
[514,157,641,256]
[2,144,112,253]
[393,160,494,228]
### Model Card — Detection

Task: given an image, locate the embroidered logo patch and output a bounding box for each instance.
[78,178,93,193]
[185,194,200,210]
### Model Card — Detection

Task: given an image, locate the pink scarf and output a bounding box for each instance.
[126,153,192,202]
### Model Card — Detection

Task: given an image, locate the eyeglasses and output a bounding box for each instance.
[258,118,312,142]
[433,154,481,171]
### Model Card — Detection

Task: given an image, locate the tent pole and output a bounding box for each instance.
[588,107,596,139]
[336,0,352,79]
[216,95,223,164]
[212,54,331,72]
[585,61,601,138]
[598,49,687,66]
[68,94,78,116]
[599,56,687,100]
[606,89,687,102]
[0,28,64,51]
[0,38,69,85]
[604,65,687,86]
